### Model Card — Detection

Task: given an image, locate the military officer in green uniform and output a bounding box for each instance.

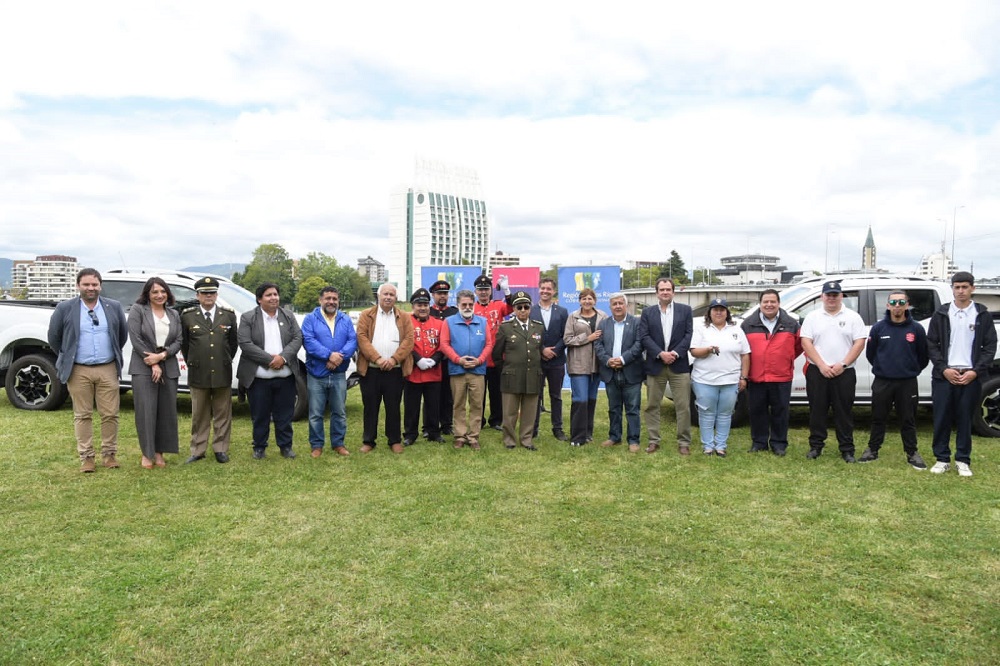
[181,277,239,463]
[492,291,545,450]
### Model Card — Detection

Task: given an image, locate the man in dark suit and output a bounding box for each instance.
[595,293,644,452]
[47,267,128,472]
[529,277,569,441]
[492,291,545,450]
[638,277,694,455]
[181,276,239,463]
[237,282,303,460]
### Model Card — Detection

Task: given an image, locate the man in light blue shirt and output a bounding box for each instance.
[48,268,128,472]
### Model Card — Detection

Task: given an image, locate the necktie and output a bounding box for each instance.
[205,311,212,325]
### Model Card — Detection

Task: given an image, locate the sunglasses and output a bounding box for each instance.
[888,299,907,306]
[514,304,531,311]
[87,309,99,326]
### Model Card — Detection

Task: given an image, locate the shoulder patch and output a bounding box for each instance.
[218,306,236,313]
[181,306,199,314]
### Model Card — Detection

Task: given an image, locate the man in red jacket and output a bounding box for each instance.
[740,289,802,456]
[404,288,445,446]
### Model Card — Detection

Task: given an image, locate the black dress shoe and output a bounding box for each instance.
[842,453,856,463]
[553,432,569,442]
[252,448,266,460]
[773,449,787,457]
[441,426,453,435]
[403,438,415,447]
[426,436,445,443]
[523,444,537,451]
[806,448,822,459]
[184,454,205,464]
[505,444,516,449]
[491,424,503,431]
[280,447,296,459]
[214,452,230,463]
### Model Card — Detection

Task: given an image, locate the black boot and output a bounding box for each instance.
[569,402,588,446]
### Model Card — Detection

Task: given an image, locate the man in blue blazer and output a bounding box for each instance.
[595,293,644,452]
[47,268,128,472]
[529,277,570,441]
[638,278,694,454]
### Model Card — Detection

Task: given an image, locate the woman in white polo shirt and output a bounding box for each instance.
[690,298,751,457]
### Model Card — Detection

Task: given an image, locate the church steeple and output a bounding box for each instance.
[862,226,876,270]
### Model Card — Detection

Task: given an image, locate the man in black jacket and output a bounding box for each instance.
[859,290,929,468]
[926,272,997,477]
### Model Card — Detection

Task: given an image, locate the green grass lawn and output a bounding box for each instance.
[0,389,996,665]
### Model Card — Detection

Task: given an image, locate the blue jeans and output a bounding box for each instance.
[692,381,739,451]
[308,373,347,450]
[605,375,641,444]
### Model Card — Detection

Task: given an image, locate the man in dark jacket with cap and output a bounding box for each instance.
[859,290,929,468]
[428,279,458,435]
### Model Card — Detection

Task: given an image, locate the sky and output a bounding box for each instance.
[2,1,1000,280]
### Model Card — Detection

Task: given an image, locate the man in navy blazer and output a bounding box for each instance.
[595,293,644,451]
[47,268,128,472]
[529,277,570,441]
[638,277,694,454]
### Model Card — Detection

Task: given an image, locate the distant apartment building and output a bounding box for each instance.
[357,256,387,284]
[14,255,80,300]
[487,250,520,271]
[713,254,786,285]
[917,248,957,280]
[389,159,491,297]
[624,260,661,270]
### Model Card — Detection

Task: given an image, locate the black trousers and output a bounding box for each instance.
[247,375,296,449]
[867,376,919,454]
[534,364,566,435]
[484,365,503,427]
[747,380,792,453]
[931,376,980,465]
[437,373,453,431]
[360,367,404,446]
[805,365,856,454]
[404,380,441,442]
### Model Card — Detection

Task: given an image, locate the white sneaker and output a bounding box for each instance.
[930,461,951,474]
[956,462,973,477]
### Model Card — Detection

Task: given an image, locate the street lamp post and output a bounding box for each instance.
[952,205,964,272]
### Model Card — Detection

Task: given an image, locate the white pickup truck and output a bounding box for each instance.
[0,269,359,419]
[728,273,1000,437]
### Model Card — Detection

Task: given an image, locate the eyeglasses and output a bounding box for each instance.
[514,304,531,311]
[87,309,99,326]
[888,299,907,306]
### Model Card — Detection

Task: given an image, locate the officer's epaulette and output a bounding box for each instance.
[217,305,235,313]
[181,306,199,314]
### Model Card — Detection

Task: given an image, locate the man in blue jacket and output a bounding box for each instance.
[47,268,128,472]
[440,290,494,450]
[926,272,997,477]
[595,293,644,452]
[859,290,929,469]
[301,286,358,457]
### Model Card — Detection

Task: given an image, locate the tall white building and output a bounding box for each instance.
[917,248,957,280]
[389,160,491,297]
[14,255,80,300]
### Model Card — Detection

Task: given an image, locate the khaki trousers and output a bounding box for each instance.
[451,374,485,445]
[190,386,233,455]
[67,362,120,461]
[502,392,539,448]
[643,367,692,447]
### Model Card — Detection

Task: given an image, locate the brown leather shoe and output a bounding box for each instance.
[390,443,404,454]
[678,445,691,456]
[470,441,481,451]
[102,455,120,469]
[628,443,640,453]
[311,448,322,458]
[81,458,96,473]
[453,440,465,449]
[645,443,660,454]
[334,447,350,456]
[360,444,374,453]
[600,440,619,448]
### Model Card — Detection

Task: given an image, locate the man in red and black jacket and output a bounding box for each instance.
[404,288,445,446]
[740,289,802,456]
[473,273,513,430]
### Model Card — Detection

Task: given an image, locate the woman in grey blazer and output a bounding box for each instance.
[128,277,182,469]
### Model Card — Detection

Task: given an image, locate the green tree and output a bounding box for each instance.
[297,252,340,283]
[665,250,688,285]
[235,243,297,303]
[540,264,559,287]
[293,276,327,312]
